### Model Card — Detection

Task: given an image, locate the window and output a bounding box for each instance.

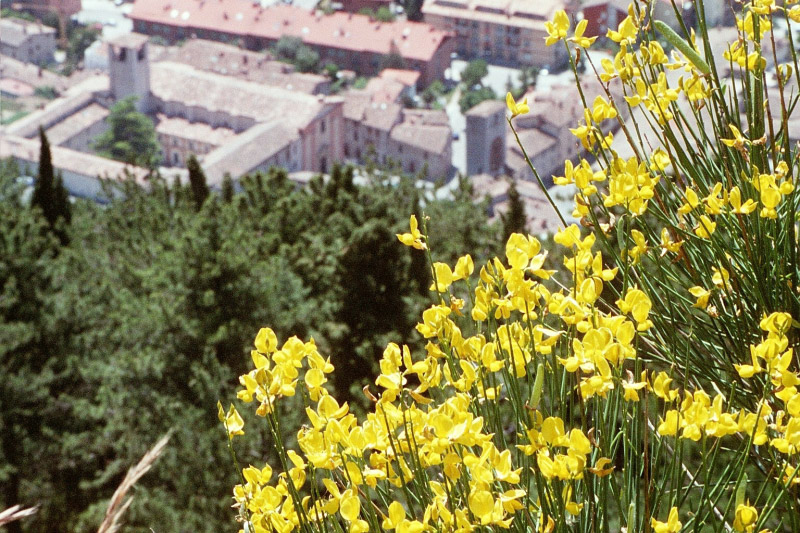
[172,152,179,164]
[320,119,326,134]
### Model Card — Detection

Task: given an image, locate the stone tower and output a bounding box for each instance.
[108,32,152,113]
[465,100,506,177]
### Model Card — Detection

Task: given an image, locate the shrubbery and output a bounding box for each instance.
[224,2,800,532]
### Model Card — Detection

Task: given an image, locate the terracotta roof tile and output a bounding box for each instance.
[130,1,452,62]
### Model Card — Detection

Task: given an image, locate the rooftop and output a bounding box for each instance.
[155,114,235,146]
[150,61,327,129]
[129,1,452,62]
[0,53,67,92]
[45,103,109,146]
[0,78,35,97]
[466,99,506,118]
[0,134,151,186]
[422,0,563,29]
[158,39,329,94]
[0,18,56,48]
[390,109,451,154]
[509,128,557,158]
[203,121,299,184]
[379,68,421,87]
[364,76,406,104]
[106,32,150,49]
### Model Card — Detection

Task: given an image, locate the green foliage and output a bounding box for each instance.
[501,180,526,242]
[0,9,35,22]
[0,159,497,531]
[273,36,320,73]
[460,59,489,89]
[458,86,496,113]
[323,62,339,81]
[0,162,63,533]
[65,25,101,72]
[33,86,57,100]
[421,80,445,107]
[31,127,70,244]
[402,0,424,21]
[186,154,210,212]
[379,52,405,71]
[93,96,160,168]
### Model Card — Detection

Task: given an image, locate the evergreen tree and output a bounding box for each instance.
[31,127,70,244]
[221,174,235,204]
[93,96,160,168]
[31,126,55,221]
[0,163,65,533]
[186,154,210,212]
[501,180,527,242]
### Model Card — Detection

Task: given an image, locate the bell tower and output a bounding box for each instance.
[108,32,152,113]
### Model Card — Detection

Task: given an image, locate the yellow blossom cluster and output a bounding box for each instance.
[225,1,800,531]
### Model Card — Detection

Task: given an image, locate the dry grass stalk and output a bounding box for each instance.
[0,504,39,526]
[97,433,171,533]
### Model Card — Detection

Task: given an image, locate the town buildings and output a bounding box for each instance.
[580,0,628,38]
[341,70,452,179]
[421,0,568,68]
[11,0,81,18]
[0,18,57,66]
[128,0,454,86]
[1,26,455,197]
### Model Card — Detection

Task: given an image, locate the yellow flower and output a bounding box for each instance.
[607,15,637,44]
[694,215,716,239]
[733,502,758,532]
[651,507,681,533]
[506,92,529,118]
[544,10,569,46]
[396,214,426,250]
[688,286,711,309]
[217,402,245,438]
[571,19,597,48]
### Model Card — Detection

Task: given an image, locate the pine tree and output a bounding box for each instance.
[31,127,70,244]
[502,180,527,242]
[187,154,210,212]
[221,173,235,204]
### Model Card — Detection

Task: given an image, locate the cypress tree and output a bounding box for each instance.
[187,154,210,212]
[31,127,70,243]
[501,180,527,242]
[31,126,55,222]
[221,173,235,204]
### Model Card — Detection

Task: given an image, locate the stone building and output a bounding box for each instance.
[128,1,455,86]
[0,18,57,65]
[342,80,453,180]
[465,99,506,177]
[421,0,568,68]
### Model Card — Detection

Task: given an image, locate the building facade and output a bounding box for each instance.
[465,99,506,177]
[0,18,57,65]
[128,0,455,86]
[421,0,568,68]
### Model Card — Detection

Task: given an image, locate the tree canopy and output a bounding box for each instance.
[93,96,160,168]
[0,159,500,532]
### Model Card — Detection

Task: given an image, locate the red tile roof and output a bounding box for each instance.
[379,68,421,87]
[130,0,452,62]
